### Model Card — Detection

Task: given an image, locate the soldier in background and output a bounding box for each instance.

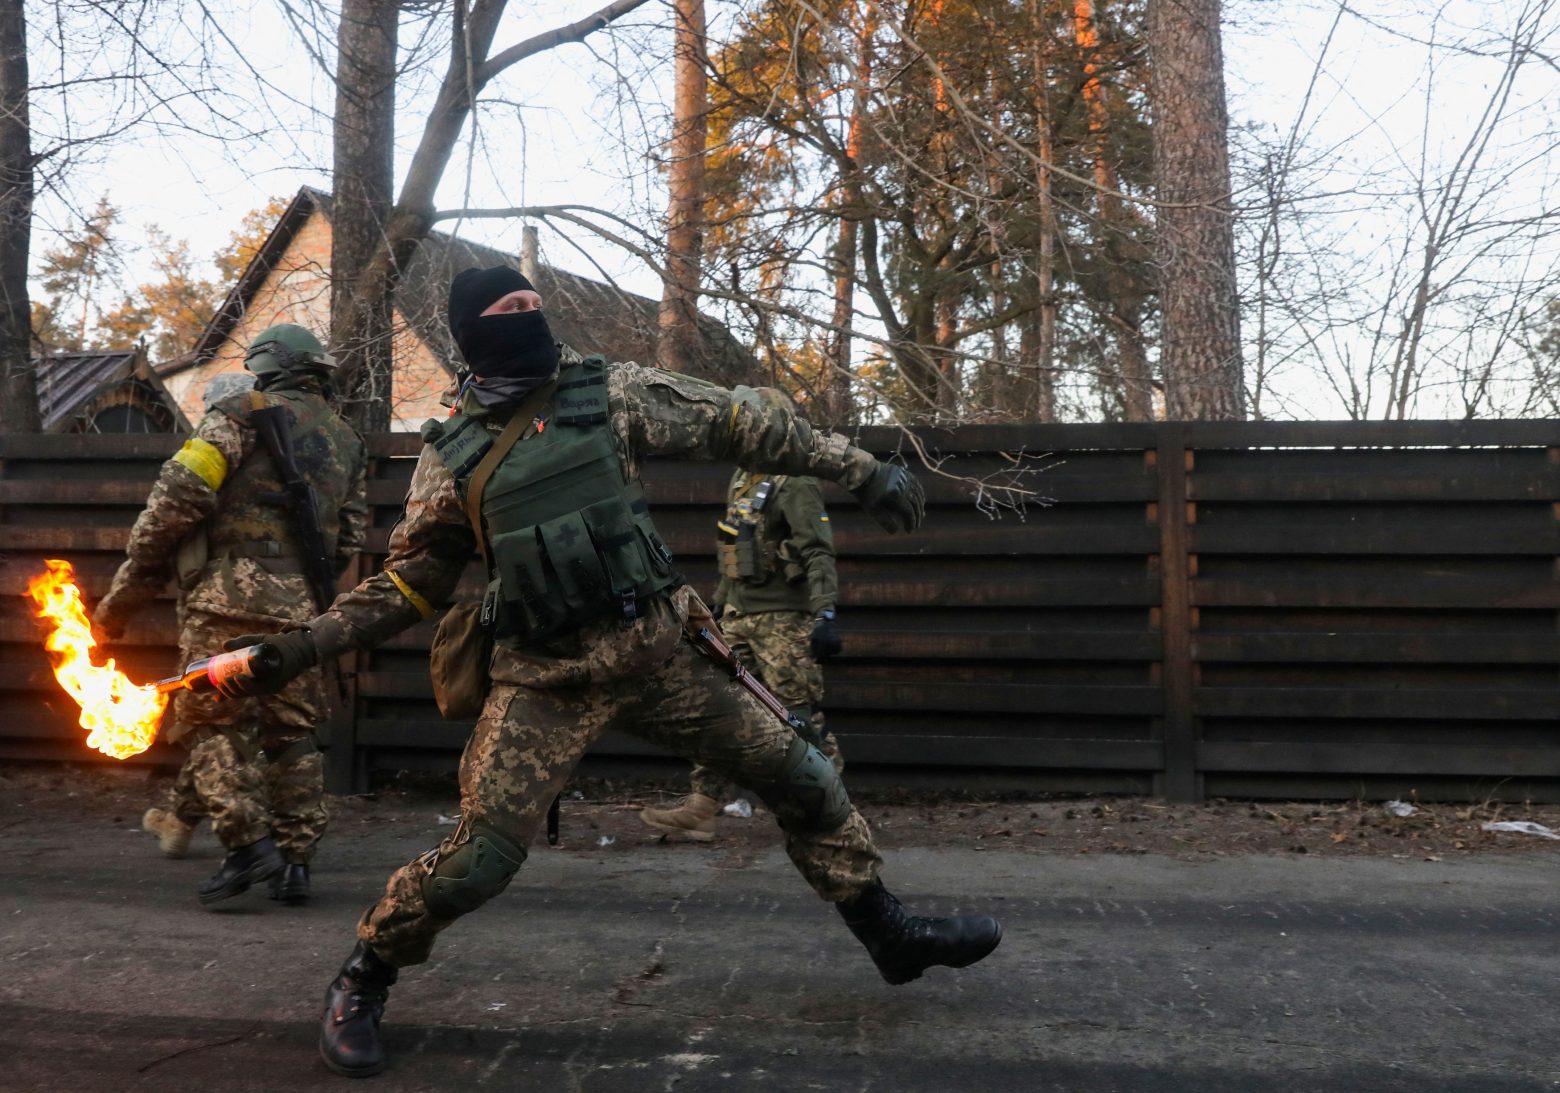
[93,325,367,907]
[640,414,844,840]
[139,371,258,859]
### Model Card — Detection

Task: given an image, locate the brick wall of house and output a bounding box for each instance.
[162,207,454,431]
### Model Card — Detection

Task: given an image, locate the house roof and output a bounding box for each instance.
[164,186,757,386]
[35,348,189,432]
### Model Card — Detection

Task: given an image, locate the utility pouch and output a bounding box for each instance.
[429,599,493,720]
[173,531,209,591]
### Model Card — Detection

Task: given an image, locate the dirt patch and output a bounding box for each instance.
[10,761,1557,863]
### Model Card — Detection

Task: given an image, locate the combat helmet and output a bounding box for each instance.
[243,323,336,378]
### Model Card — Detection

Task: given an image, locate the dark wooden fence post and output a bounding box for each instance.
[1156,423,1200,801]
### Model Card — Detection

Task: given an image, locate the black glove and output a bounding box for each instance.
[91,599,129,642]
[711,602,725,622]
[852,461,926,533]
[216,629,320,697]
[810,612,842,661]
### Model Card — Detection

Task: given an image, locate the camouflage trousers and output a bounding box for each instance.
[163,606,330,863]
[358,637,881,967]
[690,608,835,800]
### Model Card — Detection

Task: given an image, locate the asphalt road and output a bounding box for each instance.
[3,804,1558,1092]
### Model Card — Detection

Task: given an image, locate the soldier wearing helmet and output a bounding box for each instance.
[94,323,367,908]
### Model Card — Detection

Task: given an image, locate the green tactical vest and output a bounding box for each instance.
[429,357,679,642]
[715,471,788,585]
[207,387,360,565]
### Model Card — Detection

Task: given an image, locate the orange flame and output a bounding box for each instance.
[26,559,167,759]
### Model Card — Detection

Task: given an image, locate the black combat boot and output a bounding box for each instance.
[268,863,311,904]
[320,941,398,1078]
[197,835,285,906]
[837,879,1002,985]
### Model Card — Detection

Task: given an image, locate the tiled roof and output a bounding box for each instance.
[35,350,140,430]
[168,186,758,387]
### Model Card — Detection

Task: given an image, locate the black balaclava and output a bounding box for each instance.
[448,266,561,408]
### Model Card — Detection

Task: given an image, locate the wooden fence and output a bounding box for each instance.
[3,420,1558,802]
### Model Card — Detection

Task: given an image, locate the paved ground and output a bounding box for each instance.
[3,787,1559,1092]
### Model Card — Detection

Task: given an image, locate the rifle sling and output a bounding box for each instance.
[247,389,336,609]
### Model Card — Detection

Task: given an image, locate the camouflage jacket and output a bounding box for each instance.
[101,385,368,628]
[714,471,837,617]
[309,347,879,689]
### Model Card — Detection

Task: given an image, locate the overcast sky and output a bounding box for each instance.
[29,0,1560,418]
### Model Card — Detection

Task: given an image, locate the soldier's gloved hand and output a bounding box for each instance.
[810,612,842,661]
[711,602,725,622]
[216,629,320,697]
[852,461,926,533]
[91,598,130,643]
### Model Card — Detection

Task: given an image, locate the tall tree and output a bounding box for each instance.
[35,196,121,353]
[656,0,709,373]
[0,0,34,431]
[331,0,653,408]
[1147,0,1241,419]
[331,0,400,432]
[97,228,217,359]
[215,197,289,284]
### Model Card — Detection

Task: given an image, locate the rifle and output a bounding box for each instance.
[251,401,349,704]
[686,623,811,737]
[250,403,337,614]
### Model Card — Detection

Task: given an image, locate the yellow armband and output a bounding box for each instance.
[171,437,228,490]
[386,568,436,619]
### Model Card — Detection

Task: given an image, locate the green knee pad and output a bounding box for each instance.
[420,824,527,920]
[755,736,852,834]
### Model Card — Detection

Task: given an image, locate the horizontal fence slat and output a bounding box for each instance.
[1193,578,1560,609]
[1190,471,1560,503]
[1198,741,1560,777]
[1190,524,1560,555]
[1194,632,1560,664]
[1196,686,1558,720]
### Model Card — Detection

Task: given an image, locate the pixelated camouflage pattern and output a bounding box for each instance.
[203,387,364,566]
[168,606,330,861]
[310,347,876,680]
[94,380,361,862]
[714,473,838,616]
[690,608,835,800]
[96,384,367,630]
[358,639,880,967]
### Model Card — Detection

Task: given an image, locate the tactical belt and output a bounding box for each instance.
[221,540,306,576]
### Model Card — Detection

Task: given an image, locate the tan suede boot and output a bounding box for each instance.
[638,793,720,841]
[143,808,194,858]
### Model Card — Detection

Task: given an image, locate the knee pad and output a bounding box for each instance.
[755,736,852,834]
[420,823,527,920]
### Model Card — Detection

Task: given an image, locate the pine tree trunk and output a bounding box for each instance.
[331,0,398,433]
[1029,0,1057,423]
[656,0,708,374]
[1148,0,1243,420]
[1076,0,1152,420]
[825,6,876,425]
[0,0,36,433]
